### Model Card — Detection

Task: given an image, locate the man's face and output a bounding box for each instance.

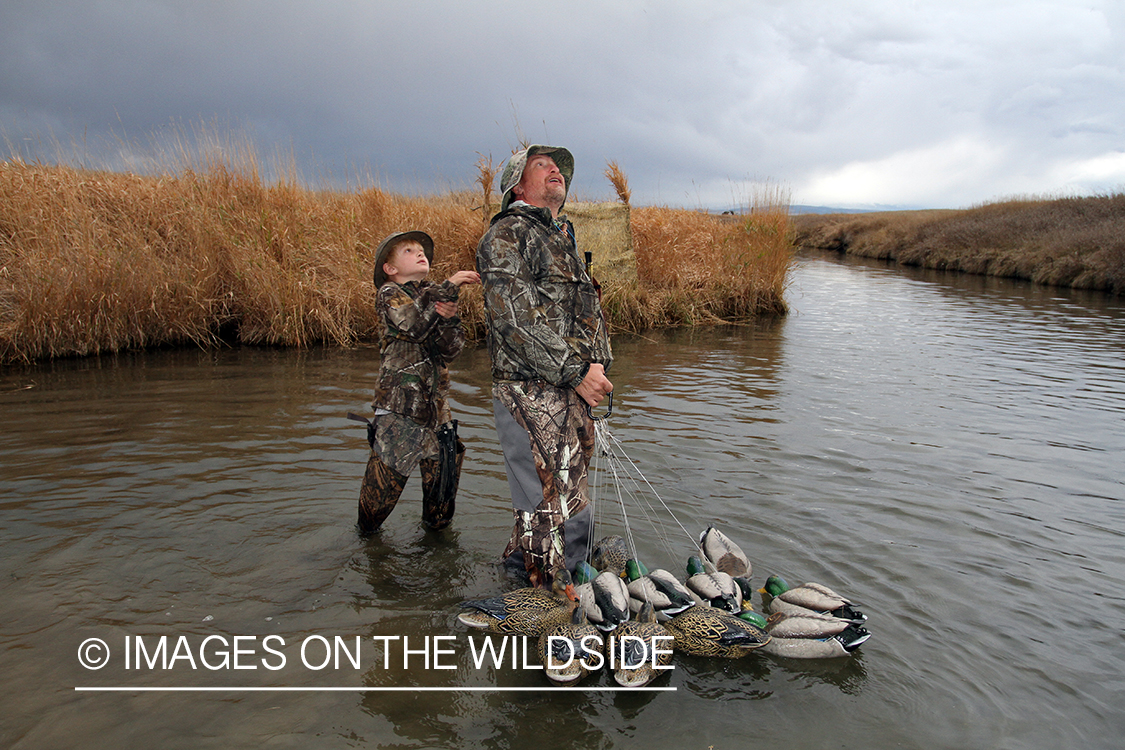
[515,154,566,211]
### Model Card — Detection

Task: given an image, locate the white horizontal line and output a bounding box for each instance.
[75,686,675,692]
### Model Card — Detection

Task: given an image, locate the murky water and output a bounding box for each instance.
[3,255,1124,749]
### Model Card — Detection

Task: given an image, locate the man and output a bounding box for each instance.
[476,145,613,589]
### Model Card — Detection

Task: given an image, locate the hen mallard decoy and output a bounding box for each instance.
[573,565,631,632]
[759,574,867,624]
[739,609,872,658]
[624,559,696,621]
[685,555,742,613]
[590,535,630,576]
[538,606,605,684]
[606,602,675,687]
[699,525,751,578]
[457,569,578,637]
[664,604,770,658]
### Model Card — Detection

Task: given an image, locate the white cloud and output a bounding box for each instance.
[1051,151,1125,194]
[798,136,1008,208]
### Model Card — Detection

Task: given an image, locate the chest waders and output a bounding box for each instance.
[349,336,465,533]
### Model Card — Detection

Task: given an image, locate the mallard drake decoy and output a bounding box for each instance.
[625,559,695,621]
[606,602,674,687]
[590,535,630,576]
[457,569,578,637]
[759,574,867,624]
[538,606,605,684]
[665,604,770,658]
[686,555,742,613]
[733,576,758,613]
[699,525,751,578]
[739,609,871,658]
[574,568,631,632]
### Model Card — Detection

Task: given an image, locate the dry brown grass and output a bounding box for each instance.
[792,195,1125,294]
[627,195,792,327]
[605,161,631,205]
[0,157,792,363]
[474,153,498,220]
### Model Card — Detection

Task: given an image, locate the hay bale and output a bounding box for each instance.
[563,201,638,284]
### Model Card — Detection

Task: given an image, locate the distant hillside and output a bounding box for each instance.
[710,204,917,215]
[789,204,884,215]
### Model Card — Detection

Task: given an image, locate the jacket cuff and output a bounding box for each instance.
[568,362,591,389]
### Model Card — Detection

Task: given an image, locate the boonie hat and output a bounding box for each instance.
[373,230,434,287]
[499,145,575,213]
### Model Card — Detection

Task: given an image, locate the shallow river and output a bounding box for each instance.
[2,255,1123,749]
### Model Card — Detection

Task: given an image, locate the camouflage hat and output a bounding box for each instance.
[373,230,434,287]
[499,144,575,213]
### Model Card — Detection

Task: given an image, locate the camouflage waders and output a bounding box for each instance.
[494,381,595,586]
[354,415,464,533]
[357,450,409,534]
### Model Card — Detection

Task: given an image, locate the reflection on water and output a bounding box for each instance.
[2,255,1124,749]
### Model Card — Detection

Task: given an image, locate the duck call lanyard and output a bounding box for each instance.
[553,218,574,243]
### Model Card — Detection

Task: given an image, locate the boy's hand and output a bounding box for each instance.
[435,301,459,319]
[448,270,481,287]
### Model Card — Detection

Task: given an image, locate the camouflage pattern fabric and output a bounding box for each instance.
[477,201,612,583]
[495,381,595,579]
[370,411,438,477]
[357,450,409,534]
[476,203,612,388]
[358,276,466,533]
[372,279,463,430]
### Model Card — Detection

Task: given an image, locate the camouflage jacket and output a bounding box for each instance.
[476,203,612,386]
[371,280,464,430]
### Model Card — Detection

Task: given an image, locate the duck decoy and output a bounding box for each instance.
[739,608,871,658]
[685,555,742,613]
[759,574,867,624]
[457,569,578,637]
[624,559,696,621]
[538,606,604,684]
[590,535,630,576]
[574,568,631,632]
[606,602,674,687]
[664,604,770,658]
[699,525,751,578]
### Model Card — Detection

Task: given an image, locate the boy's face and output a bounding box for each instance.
[384,240,429,283]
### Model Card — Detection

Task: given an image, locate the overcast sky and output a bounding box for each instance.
[3,1,1123,210]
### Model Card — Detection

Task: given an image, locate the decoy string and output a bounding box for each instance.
[590,414,700,573]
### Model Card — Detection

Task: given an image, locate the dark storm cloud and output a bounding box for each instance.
[3,0,1124,208]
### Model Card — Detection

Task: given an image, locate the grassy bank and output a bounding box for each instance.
[0,159,791,363]
[792,194,1125,295]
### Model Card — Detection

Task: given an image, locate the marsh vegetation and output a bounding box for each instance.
[0,149,792,363]
[793,195,1125,295]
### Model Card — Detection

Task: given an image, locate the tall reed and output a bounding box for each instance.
[605,161,632,205]
[1,156,792,363]
[627,190,792,326]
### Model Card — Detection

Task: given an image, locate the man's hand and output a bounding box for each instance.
[575,363,613,407]
[435,301,458,319]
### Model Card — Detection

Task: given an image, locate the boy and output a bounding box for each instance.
[357,230,479,533]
